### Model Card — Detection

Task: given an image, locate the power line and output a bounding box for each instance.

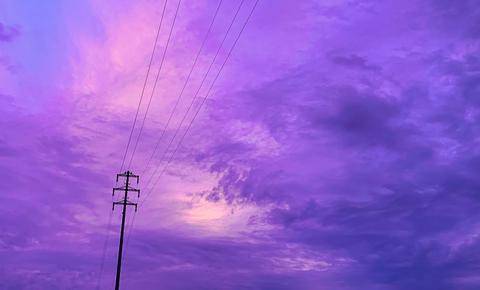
[115,2,179,286]
[118,0,182,270]
[95,210,113,290]
[124,211,136,252]
[127,0,183,171]
[110,3,168,288]
[122,0,226,264]
[142,0,248,194]
[141,0,225,177]
[143,0,260,204]
[115,2,260,286]
[122,0,258,262]
[119,0,169,173]
[119,210,136,285]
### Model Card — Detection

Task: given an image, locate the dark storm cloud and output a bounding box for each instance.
[330,54,380,71]
[430,0,480,38]
[186,1,480,286]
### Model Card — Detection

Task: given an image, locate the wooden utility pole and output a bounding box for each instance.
[112,171,140,290]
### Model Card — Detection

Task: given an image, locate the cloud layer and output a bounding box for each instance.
[1,0,480,289]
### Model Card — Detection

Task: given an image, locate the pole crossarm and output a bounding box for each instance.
[116,172,139,183]
[112,187,140,198]
[112,200,138,212]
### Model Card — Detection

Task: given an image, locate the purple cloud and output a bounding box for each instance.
[0,23,19,42]
[1,0,480,289]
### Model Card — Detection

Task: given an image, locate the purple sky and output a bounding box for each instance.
[1,0,480,289]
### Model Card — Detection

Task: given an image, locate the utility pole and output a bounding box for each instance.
[112,171,140,290]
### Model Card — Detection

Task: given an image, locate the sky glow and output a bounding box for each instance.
[1,0,480,289]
